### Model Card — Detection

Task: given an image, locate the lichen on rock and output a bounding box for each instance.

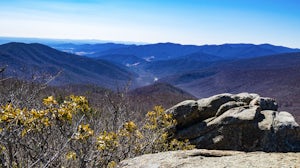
[166,92,300,152]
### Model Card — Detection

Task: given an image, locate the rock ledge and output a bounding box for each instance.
[119,149,300,168]
[166,93,300,152]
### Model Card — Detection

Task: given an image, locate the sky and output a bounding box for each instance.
[0,0,300,48]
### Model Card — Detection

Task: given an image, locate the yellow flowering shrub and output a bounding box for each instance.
[74,124,94,140]
[124,121,137,133]
[96,106,194,165]
[97,131,119,151]
[0,96,193,168]
[140,106,194,152]
[43,95,57,106]
[66,151,77,160]
[0,95,94,168]
[144,106,176,131]
[107,161,117,168]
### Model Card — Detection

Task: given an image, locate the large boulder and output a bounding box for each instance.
[166,100,199,128]
[166,93,300,152]
[167,93,234,128]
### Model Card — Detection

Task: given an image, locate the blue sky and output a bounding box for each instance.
[0,0,300,47]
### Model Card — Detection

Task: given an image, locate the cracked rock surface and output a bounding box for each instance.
[166,93,300,152]
[119,149,300,168]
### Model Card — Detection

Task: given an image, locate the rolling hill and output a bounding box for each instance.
[1,41,300,123]
[95,54,147,67]
[143,52,225,78]
[160,52,300,122]
[129,82,196,112]
[53,42,300,82]
[0,42,135,88]
[51,43,127,57]
[53,42,300,61]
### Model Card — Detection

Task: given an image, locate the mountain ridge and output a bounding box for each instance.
[161,52,300,122]
[51,42,300,61]
[1,42,299,122]
[0,42,135,88]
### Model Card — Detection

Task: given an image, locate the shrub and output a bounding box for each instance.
[0,96,194,167]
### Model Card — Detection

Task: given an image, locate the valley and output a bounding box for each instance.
[0,40,300,122]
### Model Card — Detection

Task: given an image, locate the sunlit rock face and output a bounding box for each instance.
[167,93,300,152]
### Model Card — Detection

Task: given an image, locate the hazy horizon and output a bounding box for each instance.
[1,0,300,48]
[2,36,300,49]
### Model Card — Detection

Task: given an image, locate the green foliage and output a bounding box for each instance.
[0,96,194,167]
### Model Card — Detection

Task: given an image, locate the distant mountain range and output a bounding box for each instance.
[0,42,135,87]
[167,52,300,96]
[51,42,300,122]
[0,41,299,122]
[52,42,300,78]
[1,42,299,88]
[51,42,300,60]
[162,52,300,122]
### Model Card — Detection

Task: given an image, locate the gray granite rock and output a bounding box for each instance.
[167,93,300,152]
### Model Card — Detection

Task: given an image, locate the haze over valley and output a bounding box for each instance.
[1,38,300,122]
[1,1,300,167]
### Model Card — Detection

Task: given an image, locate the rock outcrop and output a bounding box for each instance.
[166,93,300,152]
[119,149,300,168]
